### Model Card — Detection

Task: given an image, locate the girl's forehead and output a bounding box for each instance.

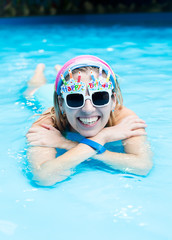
[60,69,113,96]
[73,70,99,82]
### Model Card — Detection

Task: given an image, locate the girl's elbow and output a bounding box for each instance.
[33,175,65,186]
[136,157,153,176]
[125,155,153,176]
[32,169,65,186]
[33,177,57,187]
[144,161,153,175]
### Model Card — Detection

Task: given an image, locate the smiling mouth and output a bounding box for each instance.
[78,116,100,126]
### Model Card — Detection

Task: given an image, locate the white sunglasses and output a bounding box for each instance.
[62,89,112,109]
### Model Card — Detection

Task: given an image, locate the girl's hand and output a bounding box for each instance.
[95,115,147,144]
[26,124,66,148]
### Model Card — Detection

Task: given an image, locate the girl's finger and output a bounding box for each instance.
[128,118,146,125]
[131,129,147,137]
[27,140,41,146]
[26,132,37,139]
[123,115,140,124]
[134,118,146,123]
[41,123,51,130]
[41,123,56,131]
[131,123,147,130]
[27,127,41,133]
[124,115,137,122]
[26,133,43,143]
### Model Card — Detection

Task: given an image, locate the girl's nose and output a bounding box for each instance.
[81,99,96,113]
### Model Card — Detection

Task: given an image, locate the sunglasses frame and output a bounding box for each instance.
[62,88,112,109]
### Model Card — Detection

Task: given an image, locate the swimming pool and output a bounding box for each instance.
[0,13,172,240]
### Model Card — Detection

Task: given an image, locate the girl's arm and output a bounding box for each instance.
[91,135,153,176]
[28,130,151,187]
[27,107,152,186]
[90,107,153,176]
[28,142,97,186]
[27,110,82,186]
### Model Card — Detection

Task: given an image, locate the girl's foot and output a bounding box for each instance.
[28,63,46,87]
[25,64,47,97]
[54,64,62,73]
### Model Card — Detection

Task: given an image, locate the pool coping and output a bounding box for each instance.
[0,12,172,25]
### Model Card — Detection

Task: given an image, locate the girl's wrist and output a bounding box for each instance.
[89,131,107,146]
[59,137,78,150]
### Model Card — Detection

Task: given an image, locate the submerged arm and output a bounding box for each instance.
[28,143,97,186]
[27,111,95,186]
[26,110,79,186]
[27,107,153,186]
[28,130,152,187]
[92,135,153,176]
[90,108,153,175]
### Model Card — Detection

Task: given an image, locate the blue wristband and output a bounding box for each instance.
[80,138,106,154]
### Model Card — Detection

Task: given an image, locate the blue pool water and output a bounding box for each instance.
[0,14,172,240]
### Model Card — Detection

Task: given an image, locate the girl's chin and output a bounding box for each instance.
[77,129,100,138]
[76,118,102,137]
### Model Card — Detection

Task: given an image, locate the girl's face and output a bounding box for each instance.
[61,70,116,137]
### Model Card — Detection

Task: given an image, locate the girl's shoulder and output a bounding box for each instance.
[115,106,137,125]
[32,107,56,127]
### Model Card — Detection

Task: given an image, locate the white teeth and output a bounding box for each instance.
[79,117,98,125]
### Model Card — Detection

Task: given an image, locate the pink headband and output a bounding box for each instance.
[55,55,116,95]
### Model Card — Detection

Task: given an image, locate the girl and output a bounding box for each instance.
[26,55,152,186]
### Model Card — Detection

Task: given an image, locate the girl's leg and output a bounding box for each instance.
[24,63,62,98]
[25,63,47,97]
[54,64,62,73]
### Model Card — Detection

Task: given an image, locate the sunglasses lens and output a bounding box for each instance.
[92,91,109,106]
[66,94,84,108]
